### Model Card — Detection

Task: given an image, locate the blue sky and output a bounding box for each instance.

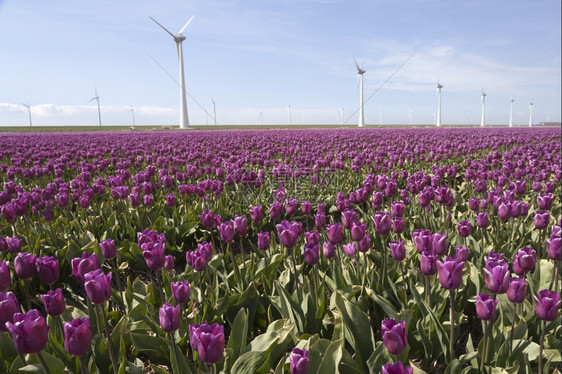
[0,0,560,126]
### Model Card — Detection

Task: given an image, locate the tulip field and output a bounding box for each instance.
[0,127,561,374]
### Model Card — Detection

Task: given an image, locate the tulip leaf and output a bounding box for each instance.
[0,332,18,362]
[366,342,393,374]
[130,332,170,365]
[333,291,375,370]
[224,308,249,372]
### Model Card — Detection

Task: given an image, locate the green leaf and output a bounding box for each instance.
[333,292,375,370]
[130,332,171,365]
[366,342,392,374]
[224,308,249,372]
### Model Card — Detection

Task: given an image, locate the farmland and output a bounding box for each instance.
[0,127,560,373]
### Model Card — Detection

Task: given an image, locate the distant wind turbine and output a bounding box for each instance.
[509,96,515,127]
[379,108,383,125]
[88,88,101,126]
[288,105,292,125]
[480,91,486,127]
[130,106,135,128]
[212,98,217,126]
[150,15,195,129]
[529,102,533,127]
[340,107,344,125]
[355,59,366,127]
[21,102,32,127]
[436,82,443,127]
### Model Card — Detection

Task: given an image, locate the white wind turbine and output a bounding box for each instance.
[150,15,195,129]
[89,88,101,127]
[21,101,32,127]
[480,91,486,127]
[529,102,533,127]
[436,82,443,127]
[355,59,366,127]
[509,96,514,127]
[130,106,136,128]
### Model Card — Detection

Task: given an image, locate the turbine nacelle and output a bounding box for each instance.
[174,34,187,43]
[354,59,366,75]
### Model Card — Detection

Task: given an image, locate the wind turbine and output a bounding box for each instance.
[288,105,292,125]
[509,96,514,127]
[480,91,486,127]
[130,106,136,128]
[150,15,195,129]
[436,82,443,127]
[354,59,366,127]
[340,107,344,125]
[21,102,32,127]
[212,98,217,126]
[529,102,533,127]
[89,88,101,126]
[379,107,383,125]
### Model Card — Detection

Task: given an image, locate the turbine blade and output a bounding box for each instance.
[178,15,195,34]
[149,16,175,38]
[354,58,360,71]
[88,97,96,103]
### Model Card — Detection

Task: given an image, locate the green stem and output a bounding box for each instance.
[23,278,31,311]
[509,303,516,356]
[449,291,455,363]
[37,351,52,374]
[480,320,488,372]
[538,320,546,374]
[99,303,118,374]
[400,262,408,310]
[227,242,242,289]
[290,249,301,304]
[111,260,124,308]
[170,333,181,374]
[79,355,88,374]
[425,276,432,308]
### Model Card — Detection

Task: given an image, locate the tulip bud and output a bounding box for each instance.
[249,205,264,223]
[257,232,271,251]
[219,221,235,243]
[437,257,465,290]
[342,242,357,257]
[164,255,175,270]
[357,234,371,253]
[381,319,407,355]
[372,212,392,236]
[457,220,472,238]
[64,317,91,356]
[476,212,489,229]
[40,288,66,317]
[431,233,447,256]
[289,348,310,374]
[0,291,20,332]
[6,237,21,253]
[534,211,550,230]
[171,280,190,304]
[99,239,117,260]
[14,252,36,280]
[476,293,498,320]
[276,221,300,249]
[6,309,50,354]
[189,322,225,364]
[483,260,510,294]
[507,277,526,304]
[420,251,437,276]
[533,289,561,321]
[303,243,319,266]
[84,269,112,305]
[381,362,414,374]
[0,262,10,291]
[71,252,99,284]
[389,240,406,261]
[512,247,536,276]
[326,223,343,244]
[323,242,336,259]
[159,302,181,333]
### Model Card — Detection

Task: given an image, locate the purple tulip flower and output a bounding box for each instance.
[0,262,10,291]
[64,317,91,356]
[533,289,561,321]
[476,293,498,320]
[506,277,526,304]
[381,361,414,374]
[276,221,300,249]
[343,242,357,257]
[432,233,447,256]
[71,252,99,284]
[323,242,336,259]
[219,221,235,243]
[457,220,472,238]
[372,212,392,236]
[437,257,465,290]
[289,348,310,374]
[303,242,319,266]
[483,260,510,294]
[476,211,490,228]
[0,291,20,332]
[5,309,50,354]
[99,239,117,260]
[389,240,406,261]
[159,302,181,333]
[83,269,112,305]
[257,232,271,251]
[326,223,343,244]
[249,205,265,223]
[534,210,550,230]
[512,247,536,276]
[171,280,191,304]
[189,322,225,364]
[14,252,36,280]
[381,319,407,355]
[420,251,437,276]
[40,288,66,317]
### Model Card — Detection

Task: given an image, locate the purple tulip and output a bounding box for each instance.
[507,277,526,304]
[437,257,465,290]
[497,202,511,221]
[512,247,536,276]
[533,289,561,321]
[420,251,437,276]
[468,197,480,212]
[483,260,510,294]
[189,322,225,364]
[323,242,336,259]
[233,214,248,236]
[64,317,91,356]
[381,319,407,355]
[171,280,191,304]
[159,302,181,333]
[40,288,65,317]
[257,232,271,251]
[314,212,326,229]
[412,229,432,253]
[7,236,21,253]
[350,221,366,242]
[457,220,472,238]
[389,241,406,261]
[99,239,117,260]
[326,223,343,244]
[0,262,10,291]
[83,269,112,305]
[276,221,300,249]
[142,242,166,271]
[249,205,265,223]
[186,250,207,272]
[289,348,310,374]
[199,210,220,229]
[5,309,49,354]
[304,230,320,245]
[1,203,16,221]
[455,246,469,263]
[546,235,561,261]
[34,255,59,285]
[372,212,392,236]
[392,217,405,234]
[197,242,213,263]
[219,221,235,243]
[476,211,490,228]
[534,210,550,230]
[341,209,358,230]
[164,255,175,270]
[357,234,371,253]
[14,252,36,280]
[343,242,357,257]
[71,252,99,284]
[165,193,176,207]
[0,292,20,332]
[303,242,319,266]
[301,201,312,215]
[391,201,405,217]
[476,293,498,320]
[537,193,553,210]
[269,202,283,220]
[381,361,414,374]
[432,233,447,256]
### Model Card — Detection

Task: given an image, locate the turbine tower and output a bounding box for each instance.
[150,15,195,129]
[89,88,101,127]
[529,102,533,127]
[480,91,486,127]
[21,102,32,127]
[436,82,443,127]
[130,106,136,128]
[355,59,366,127]
[509,96,514,127]
[212,98,217,126]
